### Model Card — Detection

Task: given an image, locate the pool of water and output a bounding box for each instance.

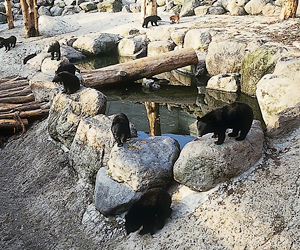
[76,55,265,148]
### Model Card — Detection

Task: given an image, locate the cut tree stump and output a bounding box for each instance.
[81,47,198,88]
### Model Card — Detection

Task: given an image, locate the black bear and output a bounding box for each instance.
[0,36,17,51]
[56,63,81,75]
[23,53,37,64]
[52,71,80,94]
[125,188,172,235]
[197,101,253,145]
[47,41,61,61]
[111,113,131,147]
[142,15,161,28]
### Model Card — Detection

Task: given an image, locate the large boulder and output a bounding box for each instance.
[180,0,201,16]
[173,120,264,192]
[48,87,107,148]
[72,33,121,55]
[206,36,260,76]
[256,55,300,128]
[171,29,188,47]
[244,0,271,15]
[183,29,212,51]
[68,114,137,182]
[146,26,175,41]
[97,0,123,12]
[117,35,147,57]
[147,40,176,56]
[206,73,240,92]
[39,15,78,36]
[108,136,180,192]
[240,47,281,97]
[222,0,249,15]
[94,167,141,216]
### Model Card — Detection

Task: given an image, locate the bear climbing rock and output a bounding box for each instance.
[197,101,254,145]
[56,63,81,75]
[52,71,80,94]
[111,113,131,147]
[47,41,61,61]
[0,36,17,52]
[142,15,161,28]
[125,188,172,235]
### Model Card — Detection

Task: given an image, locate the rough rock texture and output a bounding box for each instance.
[256,54,300,127]
[240,47,280,96]
[244,0,271,15]
[48,87,107,148]
[68,114,137,182]
[94,167,141,216]
[72,33,121,55]
[180,0,201,16]
[39,15,78,36]
[147,40,176,56]
[206,73,240,92]
[206,36,260,76]
[117,35,147,57]
[183,29,212,51]
[173,120,264,191]
[108,136,180,192]
[97,0,123,13]
[170,29,188,47]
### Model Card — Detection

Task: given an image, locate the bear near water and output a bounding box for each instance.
[142,15,161,28]
[197,101,254,145]
[52,71,80,94]
[47,41,61,61]
[125,188,172,235]
[111,113,131,147]
[0,36,17,51]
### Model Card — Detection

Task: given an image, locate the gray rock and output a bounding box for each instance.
[183,29,212,51]
[54,0,66,8]
[94,167,141,216]
[38,6,51,16]
[108,136,180,192]
[39,15,78,36]
[117,35,147,57]
[170,29,188,47]
[50,5,64,16]
[206,73,240,92]
[80,2,97,11]
[174,120,264,192]
[60,44,86,61]
[146,26,175,41]
[244,0,271,15]
[48,87,107,148]
[97,0,122,12]
[72,32,121,55]
[180,0,201,17]
[208,6,226,15]
[147,40,176,56]
[129,3,141,12]
[206,36,260,76]
[122,5,131,13]
[69,114,137,182]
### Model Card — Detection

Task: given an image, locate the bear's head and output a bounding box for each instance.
[125,208,142,234]
[196,116,214,137]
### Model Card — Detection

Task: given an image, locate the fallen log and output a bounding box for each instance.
[0,86,32,98]
[0,109,49,119]
[81,47,198,88]
[0,93,35,104]
[0,78,28,91]
[0,118,29,130]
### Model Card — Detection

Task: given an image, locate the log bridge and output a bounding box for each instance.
[0,48,198,133]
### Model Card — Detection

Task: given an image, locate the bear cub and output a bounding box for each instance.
[197,101,253,145]
[0,36,17,51]
[48,41,61,61]
[56,63,81,75]
[52,71,80,94]
[142,15,161,28]
[111,113,131,147]
[125,188,172,235]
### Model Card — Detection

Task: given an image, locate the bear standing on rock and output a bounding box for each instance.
[111,113,131,147]
[52,71,80,94]
[197,101,253,145]
[47,40,61,61]
[125,188,172,235]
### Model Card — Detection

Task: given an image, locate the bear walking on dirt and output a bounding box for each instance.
[0,36,17,52]
[142,15,161,28]
[197,101,253,145]
[111,113,131,147]
[125,188,172,235]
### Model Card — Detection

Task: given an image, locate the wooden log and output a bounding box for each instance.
[0,100,46,112]
[81,48,198,88]
[0,86,32,98]
[0,118,28,130]
[0,93,35,104]
[0,79,29,91]
[0,108,49,119]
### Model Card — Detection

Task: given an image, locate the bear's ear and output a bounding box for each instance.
[197,116,201,121]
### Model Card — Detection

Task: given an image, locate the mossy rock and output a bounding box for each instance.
[240,47,278,97]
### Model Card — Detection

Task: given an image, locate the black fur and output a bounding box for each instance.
[56,63,80,75]
[111,113,131,147]
[197,102,253,145]
[47,41,61,61]
[0,36,17,52]
[125,188,172,235]
[142,15,162,28]
[52,71,80,94]
[23,53,37,64]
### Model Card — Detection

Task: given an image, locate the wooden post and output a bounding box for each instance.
[3,0,14,29]
[141,0,157,23]
[20,0,39,37]
[279,0,298,20]
[145,102,161,136]
[81,47,198,88]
